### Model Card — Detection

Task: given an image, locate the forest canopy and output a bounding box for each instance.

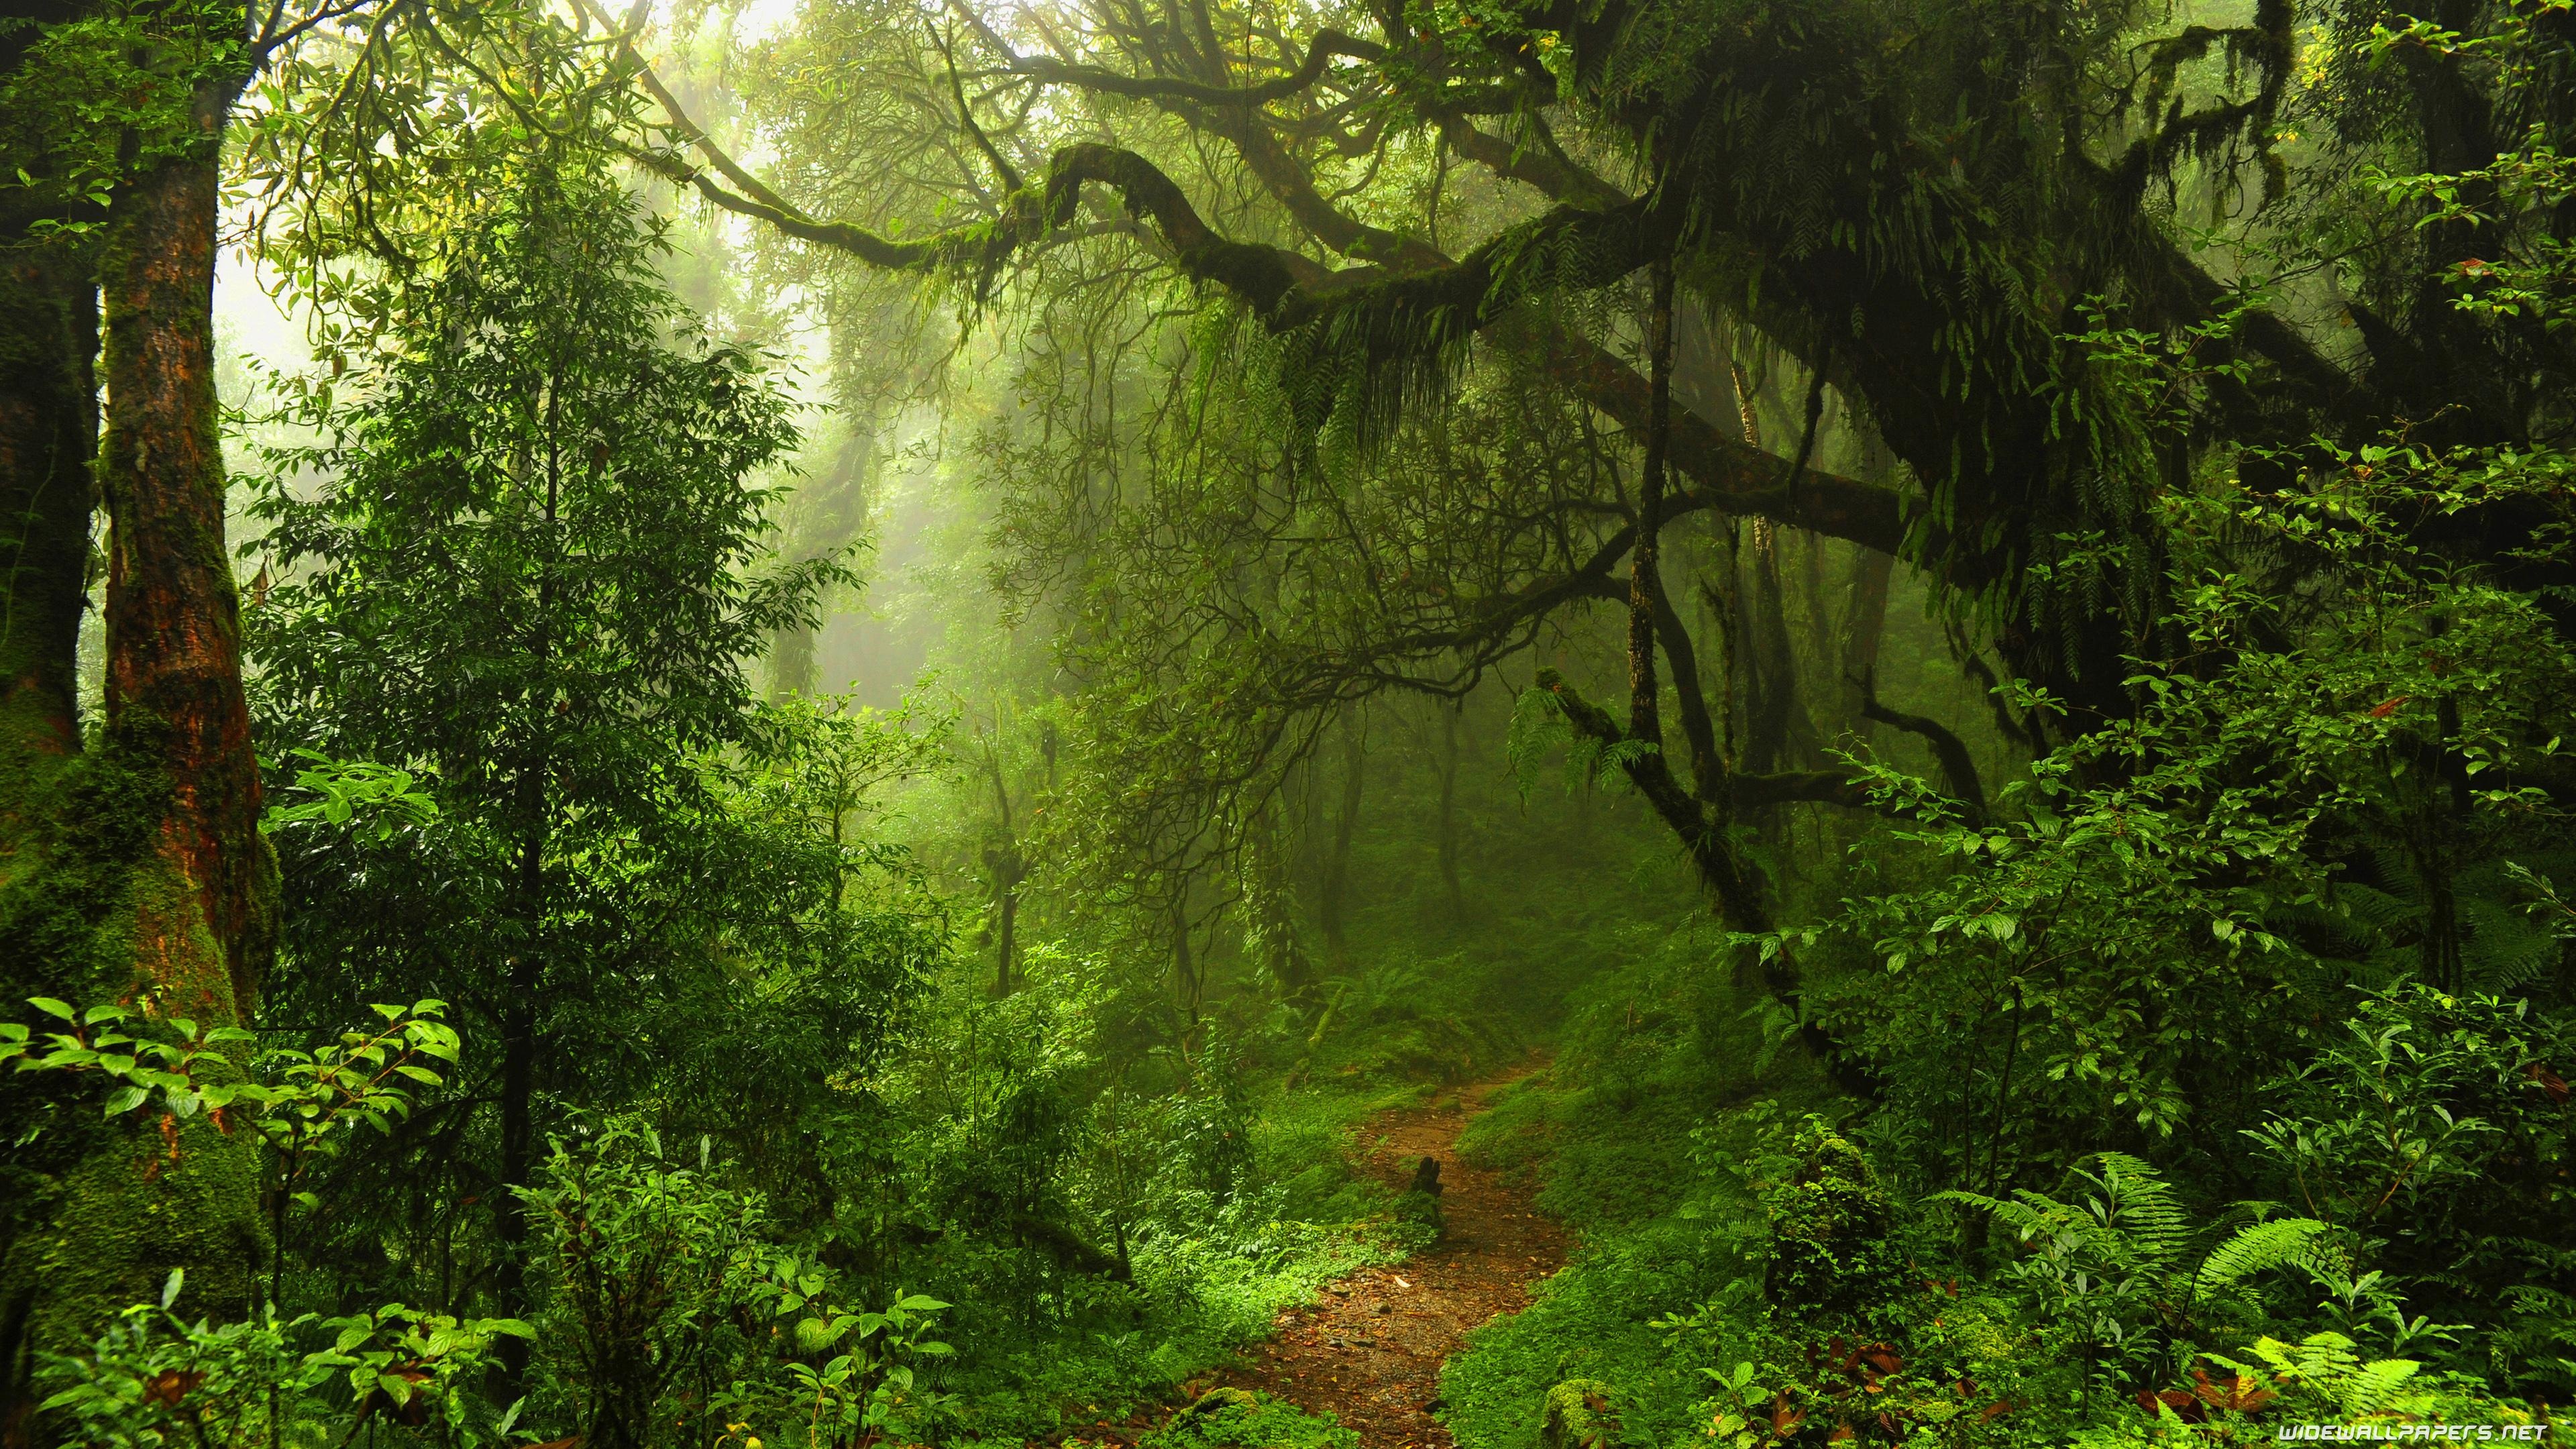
[2,0,2574,1446]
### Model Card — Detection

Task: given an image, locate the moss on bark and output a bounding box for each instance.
[0,55,269,1440]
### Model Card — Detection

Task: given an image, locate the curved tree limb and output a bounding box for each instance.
[592,5,1934,582]
[1858,668,1987,824]
[1002,28,1389,108]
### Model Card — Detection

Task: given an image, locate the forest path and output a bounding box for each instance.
[1212,1060,1571,1449]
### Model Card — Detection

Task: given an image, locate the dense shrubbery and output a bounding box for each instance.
[9,0,2575,1442]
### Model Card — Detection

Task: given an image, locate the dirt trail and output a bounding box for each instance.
[1214,1061,1571,1449]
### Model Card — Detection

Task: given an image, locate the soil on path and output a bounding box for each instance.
[1214,1061,1571,1449]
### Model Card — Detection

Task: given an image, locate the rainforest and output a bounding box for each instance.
[3,0,2575,1444]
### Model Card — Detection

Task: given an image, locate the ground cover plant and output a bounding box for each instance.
[5,0,2576,1444]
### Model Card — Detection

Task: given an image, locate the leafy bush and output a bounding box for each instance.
[37,1271,529,1448]
[1141,1388,1357,1449]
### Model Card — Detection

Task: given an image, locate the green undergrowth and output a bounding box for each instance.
[939,806,1707,1444]
[935,1077,1425,1440]
[1437,923,1839,1449]
[1136,1389,1358,1449]
[1284,790,1701,1090]
[1256,1077,1434,1222]
[944,1224,1399,1438]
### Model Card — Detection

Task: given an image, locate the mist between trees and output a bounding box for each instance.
[4,0,2576,1445]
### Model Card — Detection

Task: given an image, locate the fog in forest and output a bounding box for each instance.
[6,1,2576,1446]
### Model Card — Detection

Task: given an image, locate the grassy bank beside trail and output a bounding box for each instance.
[1436,928,1837,1449]
[951,886,1686,1445]
[941,1077,1430,1444]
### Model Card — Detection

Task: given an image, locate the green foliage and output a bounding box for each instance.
[1796,444,2576,1200]
[731,1276,957,1446]
[241,124,940,1330]
[2245,989,2534,1232]
[0,0,248,237]
[36,1270,530,1449]
[1761,1120,1902,1325]
[1509,679,1656,799]
[522,1119,770,1449]
[1142,1389,1355,1449]
[1938,1155,2324,1391]
[23,0,2576,1442]
[264,751,437,843]
[3,998,261,1124]
[2243,985,2576,1388]
[4,991,458,1238]
[470,1114,980,1448]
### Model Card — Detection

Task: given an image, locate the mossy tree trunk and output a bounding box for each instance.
[99,99,274,1026]
[0,240,97,771]
[0,62,272,1444]
[0,225,106,1449]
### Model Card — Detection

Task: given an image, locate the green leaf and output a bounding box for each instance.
[103,1087,148,1116]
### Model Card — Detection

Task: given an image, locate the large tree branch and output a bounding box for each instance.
[1641,567,1723,804]
[605,21,1935,574]
[1004,28,1388,107]
[1625,258,1676,756]
[1858,668,1987,824]
[1431,107,1627,209]
[1534,667,1772,932]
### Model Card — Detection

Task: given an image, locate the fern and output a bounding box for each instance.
[1505,684,1571,798]
[2192,1216,2326,1299]
[1931,1188,2065,1244]
[1931,1182,2131,1265]
[2461,894,2557,993]
[1503,681,1650,796]
[2088,1153,2190,1269]
[2229,1334,2429,1418]
[2339,1356,2428,1415]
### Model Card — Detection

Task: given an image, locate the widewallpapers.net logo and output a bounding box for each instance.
[2272,1426,2551,1442]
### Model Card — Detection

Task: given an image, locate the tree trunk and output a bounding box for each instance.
[1316,708,1364,957]
[494,383,567,1395]
[983,742,1023,995]
[1,78,270,1439]
[99,138,272,1024]
[1247,796,1313,1005]
[0,231,104,1449]
[0,240,97,768]
[767,431,867,702]
[1836,547,1894,737]
[767,619,818,702]
[493,833,543,1393]
[1435,702,1464,923]
[1740,526,1801,774]
[1172,890,1201,1027]
[996,883,1020,994]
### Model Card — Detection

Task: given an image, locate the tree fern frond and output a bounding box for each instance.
[2088,1153,2190,1267]
[2338,1356,2424,1415]
[2462,895,2557,993]
[2192,1217,2326,1299]
[2265,901,2374,961]
[1935,1187,2126,1260]
[2335,879,2420,932]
